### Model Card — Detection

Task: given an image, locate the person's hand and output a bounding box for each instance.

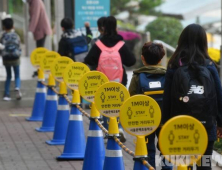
[0,43,5,50]
[217,127,222,138]
[28,31,33,39]
[84,22,90,28]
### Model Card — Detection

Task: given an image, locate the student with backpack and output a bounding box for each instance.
[84,16,136,142]
[84,16,136,86]
[58,18,92,62]
[163,24,222,170]
[0,17,22,101]
[129,42,172,170]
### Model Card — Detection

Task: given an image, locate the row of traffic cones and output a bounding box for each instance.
[26,70,150,170]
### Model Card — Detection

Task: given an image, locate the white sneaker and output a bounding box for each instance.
[3,96,11,101]
[15,89,22,100]
[104,138,108,144]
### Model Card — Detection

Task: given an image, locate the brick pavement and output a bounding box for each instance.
[0,107,139,170]
[0,107,222,170]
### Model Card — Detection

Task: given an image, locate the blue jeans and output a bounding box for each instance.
[147,128,173,170]
[4,65,20,96]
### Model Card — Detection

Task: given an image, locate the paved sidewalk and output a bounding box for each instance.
[0,108,222,170]
[0,107,138,170]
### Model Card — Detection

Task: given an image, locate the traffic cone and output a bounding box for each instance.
[26,69,46,121]
[178,165,188,170]
[57,90,86,160]
[103,117,125,170]
[46,82,69,145]
[35,74,58,132]
[133,136,149,170]
[82,102,105,170]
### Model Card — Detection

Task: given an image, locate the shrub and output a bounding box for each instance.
[146,17,183,47]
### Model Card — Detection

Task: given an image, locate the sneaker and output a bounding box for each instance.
[15,89,22,100]
[104,133,108,144]
[119,128,126,143]
[3,95,11,101]
[104,138,108,144]
[32,71,38,78]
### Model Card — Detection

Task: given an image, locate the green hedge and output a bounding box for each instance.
[214,139,222,154]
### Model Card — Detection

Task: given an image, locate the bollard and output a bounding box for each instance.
[46,82,69,145]
[103,117,125,170]
[133,136,149,170]
[82,102,105,170]
[57,90,86,160]
[35,74,58,132]
[26,69,46,121]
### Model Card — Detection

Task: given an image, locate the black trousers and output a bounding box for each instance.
[189,141,214,170]
[36,36,46,47]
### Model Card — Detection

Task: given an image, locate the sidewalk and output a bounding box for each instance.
[0,107,139,170]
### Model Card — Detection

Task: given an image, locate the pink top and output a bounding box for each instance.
[28,0,52,40]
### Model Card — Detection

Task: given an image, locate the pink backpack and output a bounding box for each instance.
[96,40,125,83]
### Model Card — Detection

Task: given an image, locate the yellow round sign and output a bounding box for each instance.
[119,95,161,136]
[79,71,109,102]
[30,47,48,68]
[63,62,90,90]
[94,82,130,117]
[40,51,61,74]
[159,115,208,165]
[51,57,73,82]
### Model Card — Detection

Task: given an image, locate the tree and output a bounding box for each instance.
[138,0,163,15]
[146,17,183,47]
[111,0,163,16]
[111,0,129,15]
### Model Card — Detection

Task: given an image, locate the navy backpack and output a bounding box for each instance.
[138,73,165,107]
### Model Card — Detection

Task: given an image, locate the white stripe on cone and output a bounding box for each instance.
[36,88,46,93]
[105,149,123,157]
[58,105,69,111]
[88,130,103,137]
[69,115,83,121]
[46,95,57,101]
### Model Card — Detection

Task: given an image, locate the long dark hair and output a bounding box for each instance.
[97,17,106,32]
[103,16,117,37]
[168,24,212,68]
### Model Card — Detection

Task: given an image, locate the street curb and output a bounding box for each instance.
[213,150,222,167]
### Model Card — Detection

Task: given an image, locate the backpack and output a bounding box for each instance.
[1,32,21,60]
[138,73,165,109]
[67,35,88,60]
[96,40,124,82]
[171,61,217,128]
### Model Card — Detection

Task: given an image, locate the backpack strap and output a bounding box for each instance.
[112,41,125,51]
[96,40,125,52]
[96,40,108,51]
[205,59,213,66]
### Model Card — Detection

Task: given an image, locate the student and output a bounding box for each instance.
[129,42,172,170]
[58,17,92,62]
[162,24,222,170]
[84,16,136,86]
[84,16,136,143]
[91,16,106,47]
[0,18,22,101]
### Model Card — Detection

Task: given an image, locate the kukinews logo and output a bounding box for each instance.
[188,85,204,95]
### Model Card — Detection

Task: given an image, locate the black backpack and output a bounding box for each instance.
[171,61,217,128]
[138,73,165,109]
